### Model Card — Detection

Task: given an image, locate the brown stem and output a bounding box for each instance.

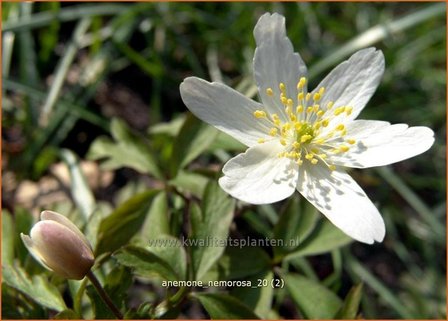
[86,270,123,319]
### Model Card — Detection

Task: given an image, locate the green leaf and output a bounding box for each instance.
[53,309,79,319]
[207,132,246,152]
[335,283,363,319]
[273,195,319,261]
[86,284,115,319]
[148,114,185,136]
[283,273,342,319]
[95,189,159,255]
[114,245,180,281]
[87,118,162,178]
[193,293,260,319]
[147,235,187,281]
[191,181,235,280]
[2,262,67,312]
[169,170,209,199]
[285,219,353,259]
[2,210,15,266]
[170,113,219,177]
[60,149,96,220]
[218,246,271,280]
[14,207,35,264]
[140,192,170,242]
[231,270,274,319]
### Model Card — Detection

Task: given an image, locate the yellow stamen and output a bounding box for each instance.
[269,128,278,136]
[266,88,274,96]
[254,110,266,118]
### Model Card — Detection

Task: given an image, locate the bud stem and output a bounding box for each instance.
[86,270,123,319]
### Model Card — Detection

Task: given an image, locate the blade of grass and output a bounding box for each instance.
[18,2,39,126]
[39,17,91,126]
[346,253,414,318]
[3,4,129,32]
[3,78,108,130]
[2,3,19,78]
[376,166,444,241]
[309,3,446,78]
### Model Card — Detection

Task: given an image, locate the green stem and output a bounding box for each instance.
[86,270,123,319]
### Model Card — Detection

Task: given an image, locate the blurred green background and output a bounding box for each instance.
[2,2,446,319]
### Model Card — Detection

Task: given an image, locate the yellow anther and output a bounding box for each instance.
[279,83,286,92]
[301,135,312,143]
[339,145,349,152]
[345,106,353,115]
[311,148,319,153]
[269,128,278,136]
[307,106,313,113]
[311,159,318,165]
[298,92,304,101]
[292,142,300,149]
[257,138,266,144]
[305,93,311,101]
[266,88,274,96]
[340,129,347,136]
[336,124,345,131]
[296,105,303,113]
[347,139,356,145]
[327,101,334,109]
[322,119,329,127]
[329,165,336,171]
[319,87,325,95]
[317,110,324,117]
[282,123,291,132]
[319,154,327,159]
[313,93,321,101]
[313,105,319,112]
[294,122,302,130]
[280,139,287,146]
[334,107,345,116]
[314,138,325,145]
[289,113,297,122]
[271,114,280,125]
[297,159,303,165]
[287,99,293,107]
[305,153,314,160]
[281,96,288,105]
[254,110,267,118]
[313,122,321,130]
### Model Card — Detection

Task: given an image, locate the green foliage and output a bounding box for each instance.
[193,292,260,319]
[3,263,67,312]
[283,273,342,319]
[191,182,235,280]
[87,118,162,179]
[95,190,160,255]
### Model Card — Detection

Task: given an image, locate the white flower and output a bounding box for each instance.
[21,210,94,279]
[179,13,434,244]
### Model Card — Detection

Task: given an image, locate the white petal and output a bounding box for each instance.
[219,140,298,204]
[329,120,435,168]
[297,164,385,244]
[253,13,307,119]
[314,48,384,120]
[180,77,270,147]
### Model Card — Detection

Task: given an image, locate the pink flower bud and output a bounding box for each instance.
[21,210,94,280]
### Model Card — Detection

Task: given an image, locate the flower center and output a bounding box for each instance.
[253,77,357,171]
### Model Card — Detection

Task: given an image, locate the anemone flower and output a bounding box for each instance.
[180,13,434,244]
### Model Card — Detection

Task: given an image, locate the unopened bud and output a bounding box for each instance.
[21,210,94,280]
